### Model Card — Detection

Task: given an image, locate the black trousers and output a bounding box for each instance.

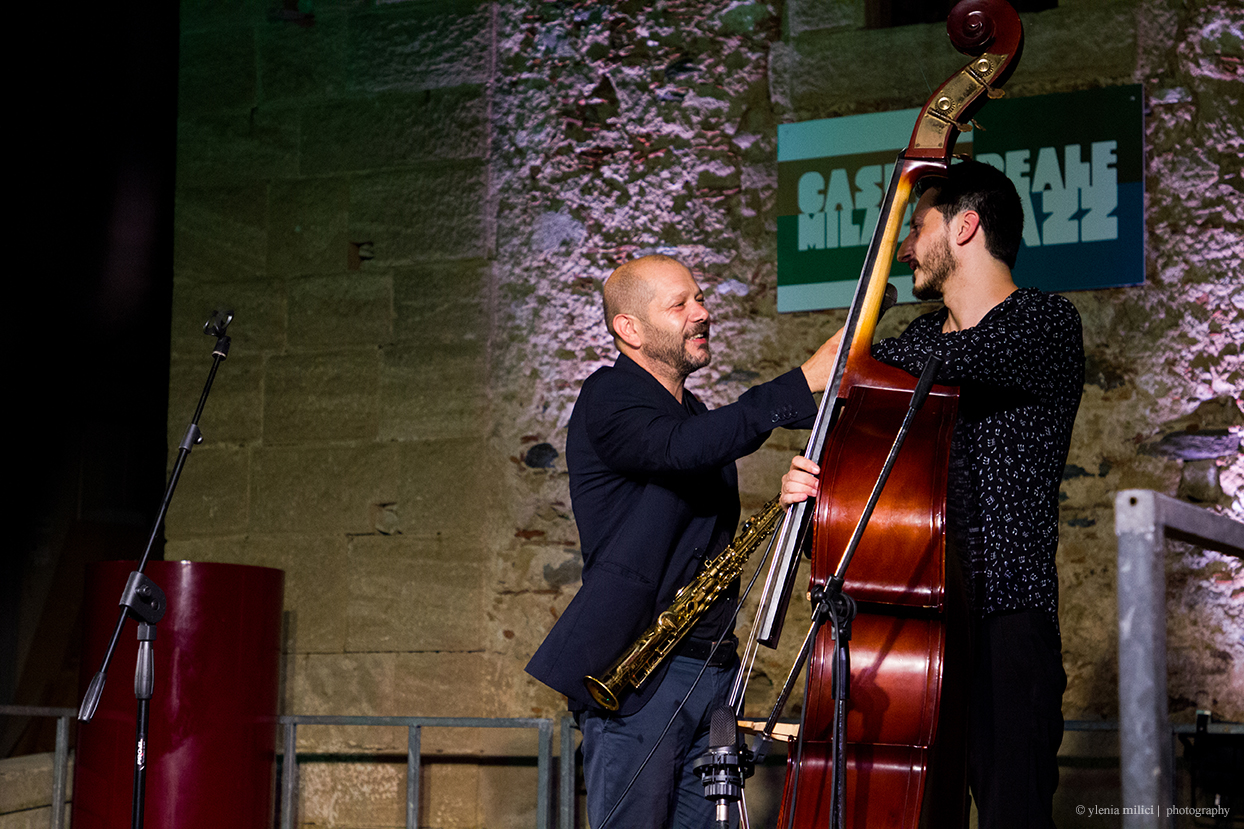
[968,609,1067,829]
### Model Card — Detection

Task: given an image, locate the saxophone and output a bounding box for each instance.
[583,496,785,711]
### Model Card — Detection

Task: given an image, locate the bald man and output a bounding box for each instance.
[526,254,838,828]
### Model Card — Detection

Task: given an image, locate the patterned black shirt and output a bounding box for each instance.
[871,288,1084,634]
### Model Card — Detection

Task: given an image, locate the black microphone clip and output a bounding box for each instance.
[694,705,755,827]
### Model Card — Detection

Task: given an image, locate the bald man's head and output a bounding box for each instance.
[602,254,682,338]
[600,255,711,388]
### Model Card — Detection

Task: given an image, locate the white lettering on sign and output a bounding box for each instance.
[796,164,907,252]
[978,141,1118,246]
[797,142,1118,253]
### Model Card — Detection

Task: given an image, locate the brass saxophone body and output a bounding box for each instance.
[583,496,785,711]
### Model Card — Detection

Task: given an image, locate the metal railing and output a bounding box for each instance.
[278,714,558,829]
[0,704,75,829]
[1115,489,1244,829]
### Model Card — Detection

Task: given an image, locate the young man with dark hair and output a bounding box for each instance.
[782,159,1085,828]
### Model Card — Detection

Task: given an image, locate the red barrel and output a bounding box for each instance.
[73,561,284,829]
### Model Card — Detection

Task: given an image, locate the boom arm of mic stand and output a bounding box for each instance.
[78,311,233,724]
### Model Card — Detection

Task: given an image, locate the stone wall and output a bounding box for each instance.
[168,0,1242,826]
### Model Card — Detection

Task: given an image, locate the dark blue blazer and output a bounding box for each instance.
[525,354,817,714]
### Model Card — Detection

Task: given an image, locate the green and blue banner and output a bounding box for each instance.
[776,85,1144,312]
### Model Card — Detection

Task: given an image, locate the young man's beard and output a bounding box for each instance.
[912,234,955,301]
[640,320,711,378]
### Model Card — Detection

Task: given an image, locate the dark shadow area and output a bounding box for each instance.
[5,0,179,757]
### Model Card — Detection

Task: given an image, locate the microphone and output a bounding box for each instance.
[694,705,754,827]
[881,281,899,317]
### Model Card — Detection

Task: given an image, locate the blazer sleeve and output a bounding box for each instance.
[583,366,817,476]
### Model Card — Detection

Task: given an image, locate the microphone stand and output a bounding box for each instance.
[77,310,234,829]
[750,354,942,829]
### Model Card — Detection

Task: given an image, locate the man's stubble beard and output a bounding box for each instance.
[639,320,711,380]
[911,233,955,301]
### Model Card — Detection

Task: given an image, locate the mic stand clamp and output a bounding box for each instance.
[695,705,755,829]
[122,574,167,829]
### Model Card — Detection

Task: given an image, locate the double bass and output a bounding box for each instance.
[743,2,1026,826]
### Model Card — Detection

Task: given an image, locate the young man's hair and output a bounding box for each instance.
[916,159,1024,268]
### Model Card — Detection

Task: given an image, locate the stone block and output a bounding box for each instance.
[489,542,576,627]
[787,0,865,35]
[167,352,263,447]
[391,260,490,344]
[0,752,72,814]
[288,274,394,350]
[288,652,509,753]
[396,439,506,545]
[295,759,494,829]
[178,26,258,115]
[267,177,352,277]
[349,165,490,265]
[346,1,491,94]
[176,106,300,188]
[173,533,349,655]
[0,809,48,829]
[258,13,347,103]
[379,342,488,441]
[477,763,541,829]
[169,278,287,358]
[346,534,486,653]
[263,350,381,445]
[163,445,250,537]
[250,443,397,535]
[480,605,574,721]
[775,1,1137,117]
[297,761,408,828]
[301,86,488,176]
[174,184,270,284]
[419,762,482,829]
[1012,3,1139,95]
[773,24,966,117]
[736,438,808,506]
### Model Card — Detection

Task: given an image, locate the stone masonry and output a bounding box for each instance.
[168,0,1242,826]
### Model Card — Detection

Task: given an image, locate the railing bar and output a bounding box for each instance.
[408,725,421,829]
[282,721,297,829]
[277,714,550,729]
[560,714,575,829]
[0,705,78,717]
[536,720,551,829]
[1117,491,1171,829]
[1,708,562,828]
[1149,490,1244,555]
[1111,490,1244,828]
[1064,720,1119,731]
[51,715,69,829]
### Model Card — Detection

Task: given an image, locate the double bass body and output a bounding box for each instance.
[778,362,969,827]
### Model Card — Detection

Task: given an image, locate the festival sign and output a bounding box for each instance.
[776,85,1144,312]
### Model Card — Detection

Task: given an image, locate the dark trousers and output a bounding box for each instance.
[579,655,739,829]
[968,609,1067,829]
